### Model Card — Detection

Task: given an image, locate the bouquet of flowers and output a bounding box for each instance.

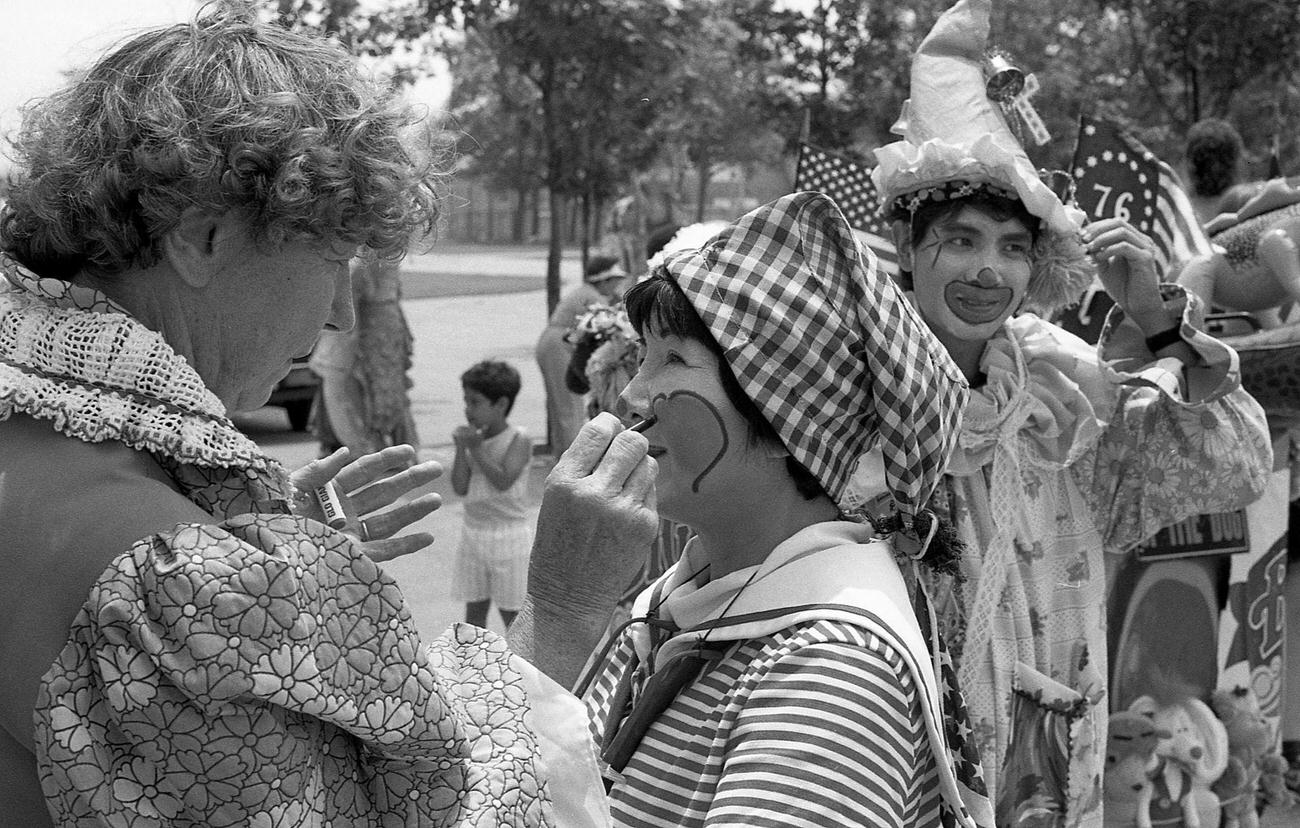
[564,302,639,412]
[566,303,635,348]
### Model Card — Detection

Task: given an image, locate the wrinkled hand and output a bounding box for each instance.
[452,425,483,450]
[1082,217,1170,334]
[528,413,658,615]
[291,445,442,562]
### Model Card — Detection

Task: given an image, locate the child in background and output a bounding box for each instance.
[451,360,534,629]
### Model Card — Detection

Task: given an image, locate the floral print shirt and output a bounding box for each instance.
[37,516,552,827]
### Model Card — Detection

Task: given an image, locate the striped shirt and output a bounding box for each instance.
[586,617,943,827]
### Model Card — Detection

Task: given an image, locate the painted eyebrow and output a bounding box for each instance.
[939,220,1032,244]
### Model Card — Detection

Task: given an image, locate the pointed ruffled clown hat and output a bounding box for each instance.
[872,0,1093,314]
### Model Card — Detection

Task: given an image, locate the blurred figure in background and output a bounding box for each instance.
[1185,118,1262,227]
[534,254,627,453]
[310,251,419,456]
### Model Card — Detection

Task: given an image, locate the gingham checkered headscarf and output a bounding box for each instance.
[661,191,968,524]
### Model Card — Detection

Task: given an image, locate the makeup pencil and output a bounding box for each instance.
[628,415,658,434]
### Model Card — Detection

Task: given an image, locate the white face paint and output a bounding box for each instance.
[904,205,1034,347]
[617,329,779,531]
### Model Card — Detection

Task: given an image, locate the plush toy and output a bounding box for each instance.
[1257,753,1298,812]
[1178,179,1300,313]
[1209,687,1272,828]
[1172,180,1300,429]
[1130,694,1230,828]
[1104,711,1169,828]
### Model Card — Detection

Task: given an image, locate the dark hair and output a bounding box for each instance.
[645,224,682,259]
[461,360,521,415]
[1186,118,1243,197]
[1,0,441,281]
[894,190,1040,290]
[585,254,621,279]
[623,269,825,500]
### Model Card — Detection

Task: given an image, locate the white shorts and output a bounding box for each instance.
[450,520,532,610]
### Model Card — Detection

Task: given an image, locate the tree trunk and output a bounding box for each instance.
[540,56,562,317]
[512,187,527,243]
[695,162,712,224]
[580,191,592,270]
[530,189,541,239]
[486,188,496,244]
[547,189,563,318]
[465,180,477,242]
[631,175,650,276]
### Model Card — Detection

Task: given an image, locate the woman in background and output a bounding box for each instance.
[534,254,627,452]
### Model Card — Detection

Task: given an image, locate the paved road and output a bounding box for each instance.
[236,243,584,639]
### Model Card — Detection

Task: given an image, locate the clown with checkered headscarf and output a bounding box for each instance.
[576,190,995,827]
[869,2,1271,825]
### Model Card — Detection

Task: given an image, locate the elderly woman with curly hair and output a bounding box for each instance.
[0,3,655,825]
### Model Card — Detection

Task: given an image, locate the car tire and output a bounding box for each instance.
[285,399,312,432]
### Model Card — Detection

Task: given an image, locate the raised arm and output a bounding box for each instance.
[508,414,659,689]
[469,431,532,491]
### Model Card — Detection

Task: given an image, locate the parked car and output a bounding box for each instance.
[267,354,318,431]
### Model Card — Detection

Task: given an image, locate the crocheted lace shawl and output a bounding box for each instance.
[0,253,291,516]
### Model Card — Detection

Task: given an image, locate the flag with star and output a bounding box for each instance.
[1070,116,1213,273]
[1060,116,1214,342]
[794,143,899,274]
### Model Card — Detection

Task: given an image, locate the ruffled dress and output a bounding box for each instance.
[930,294,1271,828]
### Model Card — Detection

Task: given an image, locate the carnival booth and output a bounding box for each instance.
[1104,334,1295,828]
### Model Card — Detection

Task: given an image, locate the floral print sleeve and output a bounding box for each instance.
[1075,284,1272,552]
[34,513,555,827]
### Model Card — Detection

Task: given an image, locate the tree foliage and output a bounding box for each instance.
[1099,0,1300,171]
[258,0,1300,204]
[444,30,545,202]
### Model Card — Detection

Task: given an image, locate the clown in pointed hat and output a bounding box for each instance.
[863,3,1274,828]
[873,0,1094,317]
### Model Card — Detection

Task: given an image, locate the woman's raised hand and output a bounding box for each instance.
[529,413,659,614]
[291,444,442,562]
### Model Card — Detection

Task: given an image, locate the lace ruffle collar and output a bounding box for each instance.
[948,314,1109,476]
[0,253,287,484]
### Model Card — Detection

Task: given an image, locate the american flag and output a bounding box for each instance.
[794,143,899,274]
[1071,116,1213,273]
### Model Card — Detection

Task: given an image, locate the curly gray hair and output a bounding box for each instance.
[1,0,442,280]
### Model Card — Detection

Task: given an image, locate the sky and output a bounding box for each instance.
[0,1,200,142]
[0,0,450,173]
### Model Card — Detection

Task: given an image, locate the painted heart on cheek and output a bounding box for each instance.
[651,390,730,493]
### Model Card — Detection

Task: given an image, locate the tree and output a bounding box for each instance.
[658,5,783,223]
[445,30,546,242]
[733,0,949,157]
[1103,0,1300,171]
[487,0,683,314]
